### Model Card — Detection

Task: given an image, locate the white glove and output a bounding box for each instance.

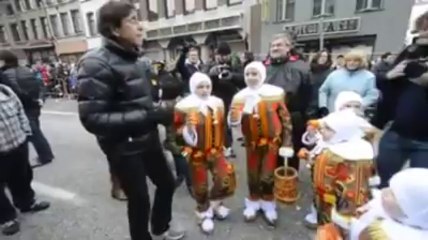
[369,175,381,187]
[182,125,198,147]
[279,147,294,158]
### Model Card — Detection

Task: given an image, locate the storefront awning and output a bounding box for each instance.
[55,39,88,56]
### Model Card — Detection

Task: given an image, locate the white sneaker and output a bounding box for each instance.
[211,200,230,220]
[196,208,215,234]
[304,205,318,229]
[260,200,278,227]
[243,198,261,222]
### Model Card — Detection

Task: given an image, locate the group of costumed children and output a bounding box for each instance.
[165,61,428,239]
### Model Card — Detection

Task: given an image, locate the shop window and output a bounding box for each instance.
[24,0,31,9]
[276,0,295,22]
[6,4,15,15]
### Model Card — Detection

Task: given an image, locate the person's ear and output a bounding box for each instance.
[111,27,120,37]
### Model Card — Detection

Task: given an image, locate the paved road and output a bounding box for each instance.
[4,99,315,240]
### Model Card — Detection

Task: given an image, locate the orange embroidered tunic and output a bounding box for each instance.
[174,96,225,152]
[229,84,292,148]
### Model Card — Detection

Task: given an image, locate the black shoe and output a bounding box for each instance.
[21,201,50,213]
[1,220,20,236]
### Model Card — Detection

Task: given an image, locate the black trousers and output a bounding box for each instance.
[107,142,176,240]
[27,110,54,163]
[0,142,35,224]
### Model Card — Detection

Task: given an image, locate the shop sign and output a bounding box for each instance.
[283,17,361,38]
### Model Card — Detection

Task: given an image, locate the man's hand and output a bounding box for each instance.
[209,65,222,76]
[386,61,408,80]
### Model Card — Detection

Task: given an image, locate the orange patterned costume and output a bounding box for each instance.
[173,72,236,233]
[229,64,293,226]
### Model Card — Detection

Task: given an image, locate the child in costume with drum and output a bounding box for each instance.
[174,72,236,234]
[302,91,380,228]
[349,168,428,240]
[228,61,293,227]
[304,110,375,230]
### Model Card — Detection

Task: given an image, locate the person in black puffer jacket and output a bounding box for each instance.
[0,50,54,167]
[76,2,184,240]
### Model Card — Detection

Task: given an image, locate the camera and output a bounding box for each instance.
[218,65,231,79]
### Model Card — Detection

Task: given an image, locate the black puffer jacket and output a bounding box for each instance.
[0,66,42,114]
[77,39,170,153]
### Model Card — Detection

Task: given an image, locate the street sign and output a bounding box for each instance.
[283,17,361,38]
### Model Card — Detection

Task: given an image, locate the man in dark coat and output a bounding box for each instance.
[0,50,54,167]
[76,2,184,240]
[265,33,312,171]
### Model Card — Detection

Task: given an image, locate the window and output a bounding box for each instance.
[0,26,7,43]
[10,23,20,42]
[147,0,159,21]
[356,0,383,11]
[313,0,335,17]
[6,4,15,15]
[14,0,22,12]
[70,10,83,33]
[40,17,49,38]
[227,0,241,5]
[30,19,38,39]
[20,20,29,40]
[49,15,59,37]
[24,0,31,9]
[276,0,295,21]
[165,0,175,18]
[45,0,55,6]
[204,0,217,10]
[184,0,195,14]
[86,12,96,36]
[35,0,43,8]
[60,12,69,36]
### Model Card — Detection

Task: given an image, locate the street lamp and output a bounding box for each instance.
[318,0,330,51]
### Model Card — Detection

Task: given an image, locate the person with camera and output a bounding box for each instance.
[76,2,184,240]
[176,44,203,94]
[376,11,428,188]
[205,42,245,157]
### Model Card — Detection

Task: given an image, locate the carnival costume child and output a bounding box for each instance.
[228,61,293,226]
[309,110,375,227]
[302,91,380,227]
[174,72,236,234]
[349,168,428,240]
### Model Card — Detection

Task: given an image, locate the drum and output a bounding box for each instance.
[273,166,299,204]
